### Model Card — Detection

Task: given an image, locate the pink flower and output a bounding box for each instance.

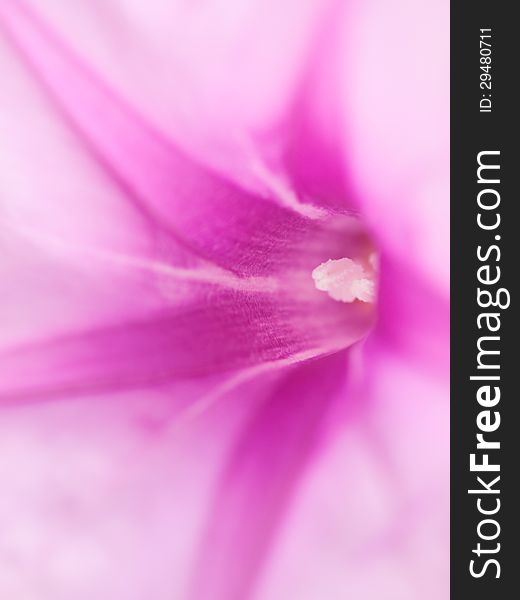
[0,1,449,599]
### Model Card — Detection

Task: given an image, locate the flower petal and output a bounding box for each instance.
[2,0,339,199]
[254,336,448,599]
[0,379,269,600]
[252,243,450,600]
[0,280,372,402]
[340,0,449,293]
[250,197,449,599]
[0,2,375,405]
[0,1,364,279]
[188,350,350,600]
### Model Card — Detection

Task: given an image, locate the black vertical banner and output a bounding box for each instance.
[452,3,518,598]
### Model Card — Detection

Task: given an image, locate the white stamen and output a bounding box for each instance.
[312,258,376,303]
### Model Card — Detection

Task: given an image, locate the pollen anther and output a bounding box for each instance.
[312,258,376,303]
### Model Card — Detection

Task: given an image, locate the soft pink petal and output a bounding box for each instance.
[5,0,340,201]
[250,2,450,595]
[0,375,278,600]
[0,284,372,402]
[0,3,376,403]
[375,255,449,376]
[188,350,350,600]
[255,340,448,600]
[0,3,450,600]
[0,20,189,347]
[340,0,449,293]
[280,1,355,212]
[0,3,366,279]
[230,237,449,600]
[0,21,156,262]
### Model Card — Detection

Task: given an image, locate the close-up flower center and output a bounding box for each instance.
[312,256,377,304]
[0,1,449,599]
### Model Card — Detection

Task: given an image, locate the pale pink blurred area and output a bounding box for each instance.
[11,0,339,197]
[340,0,450,294]
[0,383,269,600]
[0,1,449,599]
